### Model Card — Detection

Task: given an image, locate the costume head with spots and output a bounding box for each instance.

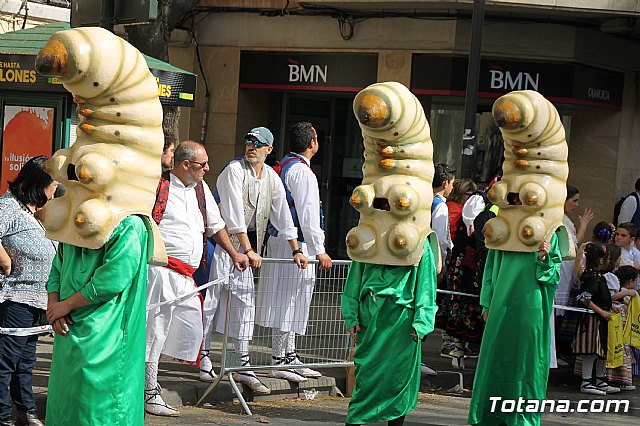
[35,27,165,261]
[346,82,440,267]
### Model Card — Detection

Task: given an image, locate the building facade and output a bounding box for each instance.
[173,1,640,257]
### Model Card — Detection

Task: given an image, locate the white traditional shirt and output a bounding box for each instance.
[158,173,225,268]
[216,160,297,244]
[284,157,326,256]
[431,193,452,262]
[618,192,639,224]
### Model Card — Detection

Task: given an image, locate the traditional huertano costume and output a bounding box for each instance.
[468,91,571,426]
[257,151,326,380]
[342,82,440,426]
[203,151,297,393]
[35,27,166,425]
[145,170,226,411]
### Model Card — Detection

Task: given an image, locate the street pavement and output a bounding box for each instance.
[31,333,640,425]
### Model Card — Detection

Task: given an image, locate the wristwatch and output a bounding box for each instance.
[292,248,303,256]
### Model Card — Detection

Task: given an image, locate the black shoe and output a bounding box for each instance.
[16,410,44,426]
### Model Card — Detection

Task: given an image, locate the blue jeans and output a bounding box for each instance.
[0,301,43,420]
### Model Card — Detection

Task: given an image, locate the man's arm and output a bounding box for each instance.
[202,180,249,271]
[286,165,331,269]
[618,194,638,224]
[211,228,249,272]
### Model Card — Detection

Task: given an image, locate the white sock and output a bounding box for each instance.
[273,330,287,360]
[582,355,596,381]
[145,361,158,391]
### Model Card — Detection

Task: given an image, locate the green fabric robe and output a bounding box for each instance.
[341,241,438,425]
[45,216,150,426]
[468,233,562,426]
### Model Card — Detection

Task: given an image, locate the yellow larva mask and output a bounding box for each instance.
[483,90,573,257]
[346,82,440,267]
[34,27,165,260]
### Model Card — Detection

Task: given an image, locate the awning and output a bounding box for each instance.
[0,22,196,107]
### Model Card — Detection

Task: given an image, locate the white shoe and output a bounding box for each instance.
[557,358,569,367]
[199,352,218,383]
[580,381,606,396]
[620,384,636,391]
[286,353,322,378]
[421,363,437,376]
[596,379,620,394]
[145,386,180,417]
[234,372,271,394]
[271,368,308,382]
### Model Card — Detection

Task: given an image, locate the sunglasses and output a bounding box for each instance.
[244,138,270,149]
[188,160,208,168]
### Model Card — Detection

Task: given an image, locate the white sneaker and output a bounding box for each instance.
[580,382,606,396]
[199,353,218,383]
[287,354,322,378]
[421,363,437,376]
[271,368,308,382]
[596,380,620,394]
[620,384,636,391]
[145,386,180,417]
[234,372,271,394]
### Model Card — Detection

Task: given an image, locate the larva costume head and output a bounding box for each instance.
[483,90,573,258]
[346,81,440,268]
[34,27,167,263]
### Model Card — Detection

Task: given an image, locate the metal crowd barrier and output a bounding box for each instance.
[197,258,352,414]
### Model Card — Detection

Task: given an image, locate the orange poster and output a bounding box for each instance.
[1,106,54,194]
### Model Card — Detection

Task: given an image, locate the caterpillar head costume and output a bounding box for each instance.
[347,82,440,268]
[34,27,167,264]
[484,90,573,258]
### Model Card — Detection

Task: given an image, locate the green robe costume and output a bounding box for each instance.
[468,233,562,426]
[45,216,150,426]
[341,241,438,425]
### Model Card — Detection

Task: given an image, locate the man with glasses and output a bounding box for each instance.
[256,122,332,382]
[145,140,249,417]
[202,126,308,395]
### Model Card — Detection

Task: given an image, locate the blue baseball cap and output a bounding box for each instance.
[246,127,274,146]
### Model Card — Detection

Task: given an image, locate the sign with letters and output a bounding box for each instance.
[0,53,195,107]
[240,51,378,92]
[411,55,624,110]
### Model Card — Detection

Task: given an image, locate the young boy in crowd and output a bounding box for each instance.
[615,222,640,270]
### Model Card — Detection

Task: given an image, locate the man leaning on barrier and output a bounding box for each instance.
[145,141,249,417]
[202,126,309,395]
[256,121,333,382]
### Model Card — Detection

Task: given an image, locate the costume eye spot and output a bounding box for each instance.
[536,165,541,169]
[116,112,121,117]
[93,82,99,87]
[115,131,120,136]
[394,132,399,136]
[110,97,116,103]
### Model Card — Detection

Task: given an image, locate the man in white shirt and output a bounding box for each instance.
[256,122,332,382]
[431,163,456,269]
[618,178,640,226]
[203,126,309,395]
[145,141,249,417]
[429,163,455,372]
